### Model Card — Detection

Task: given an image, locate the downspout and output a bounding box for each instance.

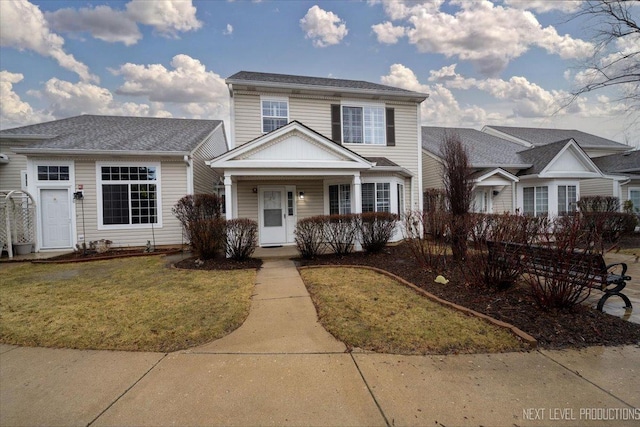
[227,83,235,149]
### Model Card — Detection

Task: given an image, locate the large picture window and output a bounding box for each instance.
[342,105,385,145]
[262,98,288,133]
[630,189,640,214]
[99,165,159,227]
[362,182,390,212]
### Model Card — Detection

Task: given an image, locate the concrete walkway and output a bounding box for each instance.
[1,259,639,426]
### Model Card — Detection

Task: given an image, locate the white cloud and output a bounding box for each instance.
[111,54,229,120]
[0,0,98,82]
[502,0,582,13]
[45,5,141,46]
[373,0,593,76]
[380,63,491,127]
[0,70,54,129]
[371,21,406,44]
[224,24,234,36]
[300,5,348,48]
[126,0,201,36]
[43,0,201,46]
[27,78,170,118]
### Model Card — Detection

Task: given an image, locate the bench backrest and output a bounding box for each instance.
[487,241,608,285]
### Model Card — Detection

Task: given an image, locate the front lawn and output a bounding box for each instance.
[0,257,256,352]
[300,267,526,354]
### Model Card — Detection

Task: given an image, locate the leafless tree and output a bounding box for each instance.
[570,0,639,109]
[441,132,473,261]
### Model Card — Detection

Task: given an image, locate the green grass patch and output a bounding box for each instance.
[300,267,525,354]
[0,257,255,352]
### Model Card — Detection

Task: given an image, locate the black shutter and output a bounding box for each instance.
[331,104,342,143]
[386,108,395,146]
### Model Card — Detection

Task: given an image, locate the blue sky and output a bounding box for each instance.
[1,0,638,145]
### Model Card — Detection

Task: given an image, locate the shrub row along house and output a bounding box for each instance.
[0,71,637,254]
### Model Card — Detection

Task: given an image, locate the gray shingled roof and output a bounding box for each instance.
[517,139,576,175]
[421,127,531,168]
[0,115,225,154]
[485,126,629,150]
[592,151,640,174]
[227,71,427,99]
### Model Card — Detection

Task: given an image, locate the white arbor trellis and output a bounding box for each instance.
[1,190,36,258]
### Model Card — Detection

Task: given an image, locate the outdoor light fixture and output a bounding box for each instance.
[299,191,305,200]
[252,187,258,193]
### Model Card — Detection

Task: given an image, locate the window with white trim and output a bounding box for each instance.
[558,185,577,215]
[261,98,288,133]
[329,184,351,215]
[523,186,548,217]
[342,105,385,145]
[37,165,70,181]
[362,182,390,212]
[99,165,159,226]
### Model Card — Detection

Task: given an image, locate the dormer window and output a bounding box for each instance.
[261,97,288,133]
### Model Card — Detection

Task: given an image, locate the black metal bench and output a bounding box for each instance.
[487,240,632,311]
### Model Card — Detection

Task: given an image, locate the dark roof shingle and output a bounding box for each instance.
[0,115,225,153]
[485,126,630,150]
[593,151,640,174]
[227,71,427,99]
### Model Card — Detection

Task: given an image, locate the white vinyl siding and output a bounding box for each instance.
[580,178,615,198]
[73,159,187,247]
[421,152,444,189]
[192,126,227,195]
[492,187,513,213]
[0,139,29,190]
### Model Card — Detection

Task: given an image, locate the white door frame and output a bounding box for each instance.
[258,186,287,246]
[28,160,76,250]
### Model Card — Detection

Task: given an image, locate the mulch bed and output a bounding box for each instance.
[174,256,263,271]
[296,243,640,350]
[35,247,182,263]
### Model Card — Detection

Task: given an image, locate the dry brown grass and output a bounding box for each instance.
[300,267,525,354]
[0,257,255,352]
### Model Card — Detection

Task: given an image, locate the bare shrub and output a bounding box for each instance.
[523,215,598,310]
[295,216,326,259]
[441,132,473,261]
[226,218,258,261]
[403,210,448,271]
[325,214,359,255]
[172,194,224,259]
[359,212,398,253]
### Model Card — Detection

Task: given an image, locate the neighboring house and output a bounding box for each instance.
[482,125,637,212]
[482,126,631,158]
[0,115,227,252]
[208,71,428,246]
[586,151,640,213]
[422,127,605,217]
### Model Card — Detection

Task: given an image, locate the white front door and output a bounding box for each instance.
[259,187,287,246]
[41,189,72,248]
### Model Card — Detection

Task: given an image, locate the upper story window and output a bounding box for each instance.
[37,165,69,181]
[342,105,385,145]
[332,103,395,146]
[261,98,288,133]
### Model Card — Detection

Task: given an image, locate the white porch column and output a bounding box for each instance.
[353,173,362,214]
[224,174,234,219]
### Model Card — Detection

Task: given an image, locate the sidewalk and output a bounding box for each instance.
[1,258,639,426]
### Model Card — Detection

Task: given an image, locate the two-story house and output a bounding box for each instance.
[208,71,428,246]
